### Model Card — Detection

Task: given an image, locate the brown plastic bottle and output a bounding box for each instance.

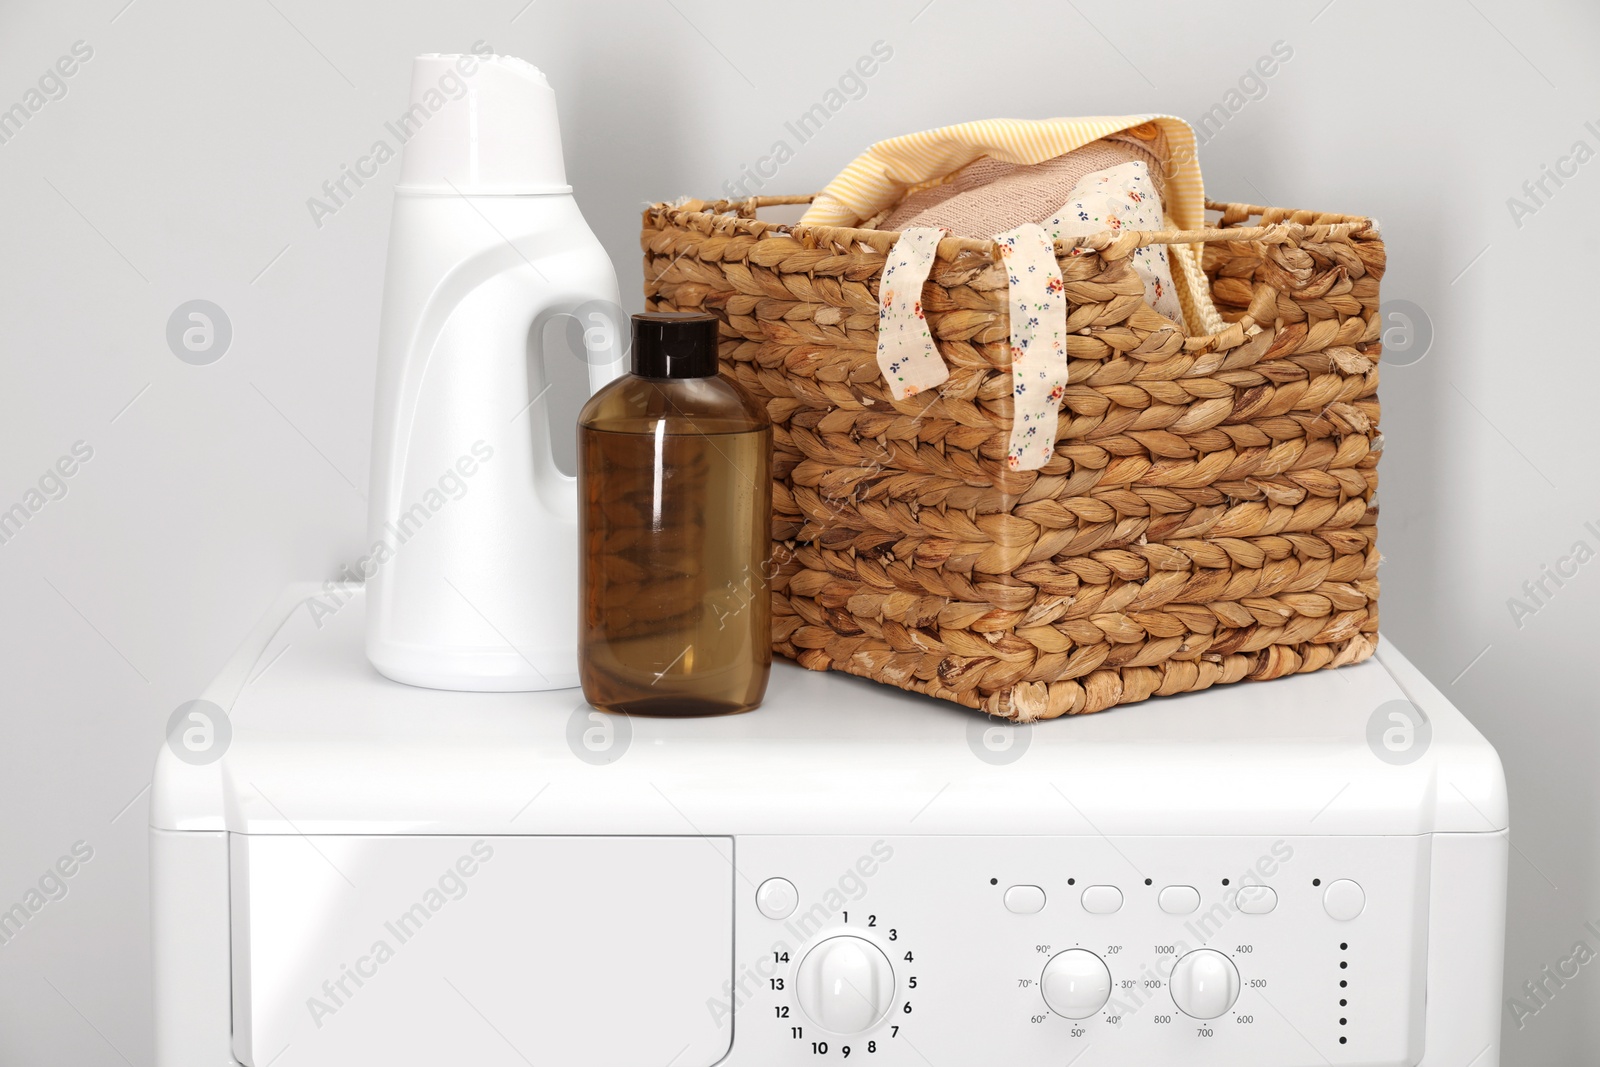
[577,312,772,716]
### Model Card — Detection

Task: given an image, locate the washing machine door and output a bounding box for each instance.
[230,834,733,1067]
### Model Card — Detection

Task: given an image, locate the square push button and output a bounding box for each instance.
[1158,885,1200,914]
[1235,885,1277,914]
[1081,885,1123,914]
[1003,885,1046,914]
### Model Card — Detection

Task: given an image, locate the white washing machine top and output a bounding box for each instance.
[150,584,1510,1067]
[151,583,1506,838]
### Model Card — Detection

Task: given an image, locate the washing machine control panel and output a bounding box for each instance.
[730,835,1427,1066]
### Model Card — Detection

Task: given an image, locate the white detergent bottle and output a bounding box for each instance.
[365,52,625,691]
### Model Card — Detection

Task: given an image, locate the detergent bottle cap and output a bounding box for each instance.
[396,52,570,195]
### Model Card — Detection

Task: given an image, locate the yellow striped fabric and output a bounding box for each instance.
[800,115,1205,233]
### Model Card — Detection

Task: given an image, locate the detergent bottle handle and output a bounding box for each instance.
[579,304,629,395]
[527,295,627,518]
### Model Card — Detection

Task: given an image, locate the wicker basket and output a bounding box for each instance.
[641,194,1384,720]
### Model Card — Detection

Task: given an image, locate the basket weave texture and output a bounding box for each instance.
[641,195,1385,720]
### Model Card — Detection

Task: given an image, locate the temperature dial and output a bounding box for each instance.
[1040,949,1112,1019]
[1169,949,1241,1019]
[796,936,895,1034]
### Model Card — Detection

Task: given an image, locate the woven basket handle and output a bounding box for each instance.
[723,194,817,220]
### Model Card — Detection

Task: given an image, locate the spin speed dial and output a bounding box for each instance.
[1169,949,1241,1019]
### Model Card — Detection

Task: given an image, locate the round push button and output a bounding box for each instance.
[756,877,798,920]
[1323,879,1365,921]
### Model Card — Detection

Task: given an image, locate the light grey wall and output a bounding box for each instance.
[0,0,1594,1063]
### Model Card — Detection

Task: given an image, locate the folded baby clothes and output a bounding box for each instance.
[876,124,1184,325]
[802,116,1206,232]
[888,156,1184,326]
[802,116,1223,337]
[883,122,1172,233]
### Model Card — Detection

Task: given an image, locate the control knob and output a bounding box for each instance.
[1040,949,1112,1019]
[796,936,895,1034]
[1168,949,1241,1019]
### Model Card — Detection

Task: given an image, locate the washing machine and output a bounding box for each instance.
[151,583,1507,1066]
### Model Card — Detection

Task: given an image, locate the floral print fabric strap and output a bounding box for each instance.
[1042,160,1183,324]
[876,226,951,401]
[996,223,1070,471]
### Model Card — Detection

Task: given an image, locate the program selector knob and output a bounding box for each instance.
[1168,949,1241,1019]
[796,936,895,1035]
[1040,949,1112,1019]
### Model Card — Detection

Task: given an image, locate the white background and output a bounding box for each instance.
[0,0,1595,1063]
